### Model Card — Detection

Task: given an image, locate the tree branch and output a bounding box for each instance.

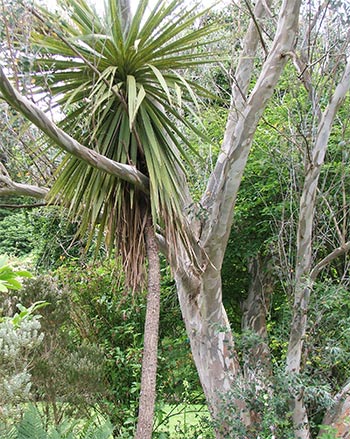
[310,241,350,281]
[0,174,49,199]
[243,0,269,57]
[0,66,150,194]
[317,188,344,246]
[200,0,301,268]
[0,202,47,208]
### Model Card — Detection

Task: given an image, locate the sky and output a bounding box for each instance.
[41,0,226,14]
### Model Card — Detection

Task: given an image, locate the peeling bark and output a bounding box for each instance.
[174,263,250,438]
[240,257,274,434]
[242,257,273,379]
[286,58,350,439]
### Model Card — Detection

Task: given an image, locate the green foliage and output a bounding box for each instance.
[0,206,105,271]
[30,207,90,270]
[0,255,31,293]
[29,0,220,288]
[213,370,294,439]
[53,258,200,432]
[302,281,350,430]
[155,405,213,439]
[154,382,213,438]
[55,259,144,429]
[2,406,113,439]
[317,424,350,439]
[15,275,106,426]
[9,301,48,328]
[0,288,44,425]
[318,425,340,439]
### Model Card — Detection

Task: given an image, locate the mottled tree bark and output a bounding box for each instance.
[0,173,49,198]
[286,58,350,439]
[242,257,273,380]
[177,3,301,435]
[173,263,250,438]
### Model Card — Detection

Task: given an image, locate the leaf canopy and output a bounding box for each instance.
[30,0,219,288]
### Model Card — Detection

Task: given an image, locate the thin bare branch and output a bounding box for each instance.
[317,188,344,246]
[0,202,47,208]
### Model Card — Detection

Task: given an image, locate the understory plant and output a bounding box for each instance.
[3,405,113,439]
[13,274,107,427]
[54,259,201,431]
[0,255,45,428]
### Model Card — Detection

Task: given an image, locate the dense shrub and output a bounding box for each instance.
[14,274,106,426]
[0,256,44,427]
[0,212,34,257]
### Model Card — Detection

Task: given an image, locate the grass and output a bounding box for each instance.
[154,403,214,438]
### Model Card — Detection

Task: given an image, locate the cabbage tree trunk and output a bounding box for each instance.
[134,214,160,439]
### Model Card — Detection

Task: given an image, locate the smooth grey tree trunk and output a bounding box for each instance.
[173,264,249,438]
[0,174,49,198]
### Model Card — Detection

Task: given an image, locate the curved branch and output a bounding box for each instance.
[0,174,49,199]
[310,241,350,281]
[0,66,149,194]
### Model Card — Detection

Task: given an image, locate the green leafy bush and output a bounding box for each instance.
[0,257,45,426]
[0,255,31,293]
[14,275,107,426]
[54,259,201,433]
[0,213,35,257]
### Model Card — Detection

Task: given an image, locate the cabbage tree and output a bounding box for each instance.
[26,0,217,437]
